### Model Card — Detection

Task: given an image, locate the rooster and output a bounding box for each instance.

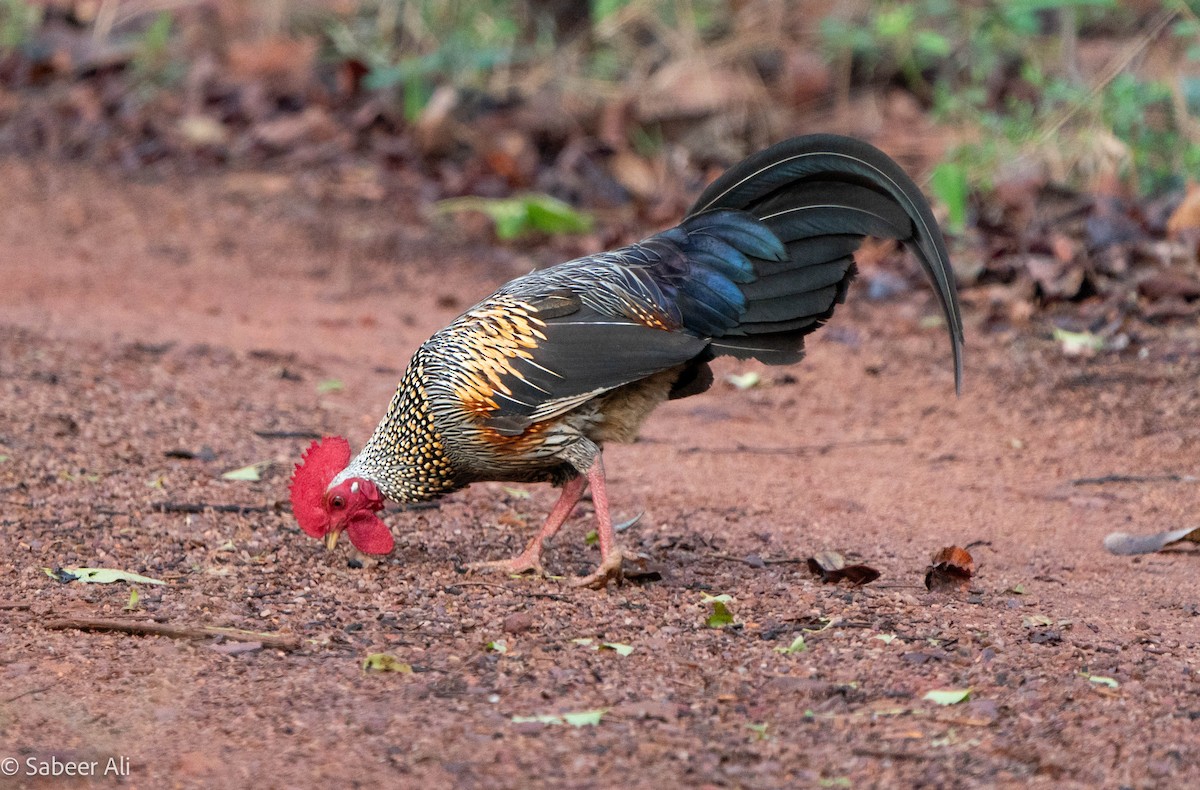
[289,134,964,588]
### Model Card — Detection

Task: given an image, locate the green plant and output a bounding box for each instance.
[322,0,526,121]
[823,1,1200,202]
[0,0,41,53]
[131,11,183,89]
[435,193,592,240]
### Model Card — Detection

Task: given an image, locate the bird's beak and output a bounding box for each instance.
[324,531,341,551]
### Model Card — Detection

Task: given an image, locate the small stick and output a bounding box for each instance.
[851,748,929,761]
[155,503,278,514]
[253,430,323,440]
[0,602,31,610]
[4,686,51,703]
[445,581,511,592]
[704,552,809,566]
[44,617,302,651]
[1075,470,1195,482]
[679,437,906,456]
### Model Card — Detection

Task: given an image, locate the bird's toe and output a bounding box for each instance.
[466,555,546,578]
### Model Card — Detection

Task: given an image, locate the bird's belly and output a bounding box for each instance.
[442,420,594,486]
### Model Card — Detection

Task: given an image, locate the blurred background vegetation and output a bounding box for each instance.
[3,1,1200,327]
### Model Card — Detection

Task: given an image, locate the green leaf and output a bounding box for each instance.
[561,709,607,727]
[1053,328,1104,356]
[486,640,508,654]
[873,633,897,645]
[591,0,631,22]
[571,637,595,646]
[522,194,593,236]
[774,635,808,654]
[512,713,565,725]
[124,588,140,611]
[584,530,599,546]
[1081,673,1119,689]
[513,708,607,727]
[500,485,531,499]
[435,194,591,240]
[221,462,269,482]
[923,688,971,705]
[914,30,952,58]
[46,567,167,585]
[0,454,9,463]
[701,593,735,628]
[930,161,969,233]
[362,653,413,673]
[746,722,771,740]
[600,642,634,656]
[317,379,344,394]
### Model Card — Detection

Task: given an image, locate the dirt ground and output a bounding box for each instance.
[1,157,1199,789]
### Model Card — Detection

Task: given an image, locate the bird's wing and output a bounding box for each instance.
[437,288,707,437]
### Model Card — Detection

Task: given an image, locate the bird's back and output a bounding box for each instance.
[357,135,963,494]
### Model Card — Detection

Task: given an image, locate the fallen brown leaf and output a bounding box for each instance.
[806,551,881,586]
[1138,270,1200,302]
[924,546,975,591]
[1166,182,1200,238]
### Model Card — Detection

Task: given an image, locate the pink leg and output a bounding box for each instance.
[468,474,588,576]
[571,455,634,589]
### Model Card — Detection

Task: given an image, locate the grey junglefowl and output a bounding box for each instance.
[289,134,965,588]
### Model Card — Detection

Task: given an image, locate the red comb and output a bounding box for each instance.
[289,436,351,537]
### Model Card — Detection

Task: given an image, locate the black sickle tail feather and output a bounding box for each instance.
[674,134,964,392]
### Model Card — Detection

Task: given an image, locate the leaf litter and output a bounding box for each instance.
[1104,525,1200,555]
[924,546,975,591]
[44,567,167,585]
[806,551,881,586]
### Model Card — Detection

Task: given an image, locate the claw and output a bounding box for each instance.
[570,549,640,590]
[466,554,546,578]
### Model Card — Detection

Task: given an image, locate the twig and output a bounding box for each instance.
[679,437,906,456]
[444,581,512,592]
[44,617,302,651]
[851,748,929,761]
[253,430,323,440]
[4,686,51,703]
[1072,474,1198,486]
[155,502,279,514]
[0,602,31,610]
[704,552,807,566]
[1036,7,1177,145]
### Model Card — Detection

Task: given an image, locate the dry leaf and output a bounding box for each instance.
[1104,526,1200,556]
[1138,271,1200,302]
[924,546,975,591]
[806,551,880,586]
[1166,182,1200,238]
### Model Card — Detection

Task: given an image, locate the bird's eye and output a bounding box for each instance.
[330,496,345,509]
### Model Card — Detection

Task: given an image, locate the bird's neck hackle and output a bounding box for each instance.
[346,355,462,503]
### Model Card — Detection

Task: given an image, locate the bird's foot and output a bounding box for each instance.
[570,549,641,590]
[466,553,545,578]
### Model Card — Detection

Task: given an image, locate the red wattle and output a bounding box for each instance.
[346,512,394,554]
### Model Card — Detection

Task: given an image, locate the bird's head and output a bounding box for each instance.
[289,436,393,554]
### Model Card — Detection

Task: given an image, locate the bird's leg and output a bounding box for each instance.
[467,474,587,577]
[571,455,635,590]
